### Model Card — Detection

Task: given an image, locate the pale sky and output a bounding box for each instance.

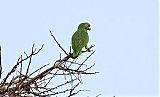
[0,0,158,97]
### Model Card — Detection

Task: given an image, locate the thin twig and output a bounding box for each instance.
[20,55,23,75]
[29,63,50,76]
[96,94,101,97]
[44,69,59,87]
[49,30,68,55]
[77,50,95,70]
[0,46,2,79]
[26,44,35,75]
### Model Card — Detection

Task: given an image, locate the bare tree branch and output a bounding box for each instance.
[50,30,68,55]
[0,32,97,97]
[0,46,2,79]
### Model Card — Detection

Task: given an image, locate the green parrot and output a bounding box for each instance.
[71,22,91,58]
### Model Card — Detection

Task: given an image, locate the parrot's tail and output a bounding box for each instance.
[73,52,78,58]
[72,51,81,58]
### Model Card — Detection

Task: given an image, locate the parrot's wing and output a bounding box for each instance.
[72,30,86,51]
[72,29,89,58]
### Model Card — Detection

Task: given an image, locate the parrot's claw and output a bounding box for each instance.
[86,45,95,52]
[89,45,95,49]
[86,48,91,52]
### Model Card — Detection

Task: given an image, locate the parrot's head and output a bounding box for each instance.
[78,22,91,31]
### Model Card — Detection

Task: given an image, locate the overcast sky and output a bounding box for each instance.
[0,0,158,97]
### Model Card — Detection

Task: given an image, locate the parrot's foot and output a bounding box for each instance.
[86,48,91,52]
[87,45,95,52]
[85,45,91,52]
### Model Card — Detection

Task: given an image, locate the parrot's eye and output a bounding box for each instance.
[84,23,90,27]
[84,24,88,27]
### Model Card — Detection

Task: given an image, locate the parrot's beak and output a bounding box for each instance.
[87,26,91,31]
